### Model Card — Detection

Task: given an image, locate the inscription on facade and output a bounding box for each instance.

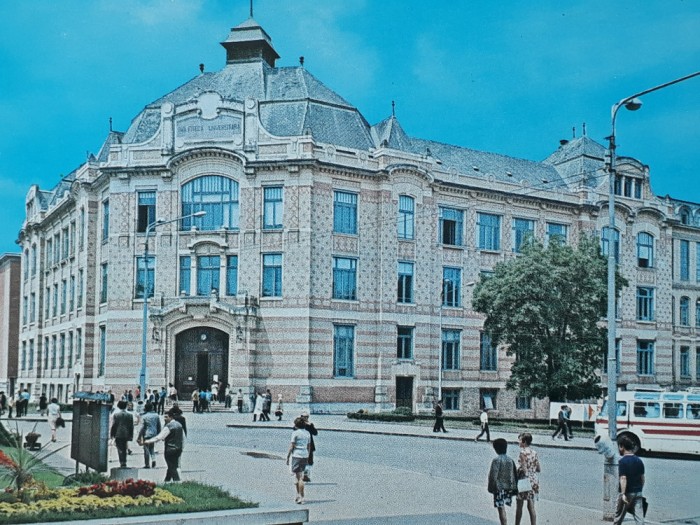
[175,114,242,142]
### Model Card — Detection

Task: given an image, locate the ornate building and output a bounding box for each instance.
[16,16,700,416]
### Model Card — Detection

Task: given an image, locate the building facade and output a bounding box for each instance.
[15,16,700,416]
[0,253,21,395]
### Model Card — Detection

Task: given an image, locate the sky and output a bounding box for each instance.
[1,0,699,254]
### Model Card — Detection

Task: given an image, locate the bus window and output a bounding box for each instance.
[663,403,683,419]
[687,403,700,420]
[600,401,628,417]
[633,401,660,418]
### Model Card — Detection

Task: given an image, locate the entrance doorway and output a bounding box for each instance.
[175,328,229,398]
[396,377,413,410]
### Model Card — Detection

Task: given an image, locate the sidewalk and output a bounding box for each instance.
[5,412,653,525]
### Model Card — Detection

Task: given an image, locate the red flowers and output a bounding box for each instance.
[77,478,156,498]
[0,450,18,470]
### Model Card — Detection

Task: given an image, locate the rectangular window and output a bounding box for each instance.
[136,256,155,299]
[51,335,57,369]
[22,297,27,326]
[333,324,355,377]
[226,255,238,296]
[69,275,75,311]
[44,287,50,319]
[442,267,461,307]
[480,388,498,410]
[30,245,36,276]
[76,328,82,361]
[70,221,76,256]
[262,253,283,297]
[697,348,700,381]
[546,222,568,246]
[197,255,220,296]
[397,261,414,303]
[30,293,36,323]
[332,257,357,300]
[60,279,67,315]
[397,326,413,360]
[98,326,106,376]
[62,227,69,259]
[516,395,532,410]
[21,341,26,370]
[179,256,191,296]
[333,191,358,234]
[477,213,501,251]
[54,234,60,262]
[43,337,49,369]
[663,402,684,419]
[637,232,654,268]
[59,333,65,368]
[512,218,535,253]
[137,191,156,233]
[636,287,655,321]
[77,269,84,308]
[102,199,110,242]
[441,329,461,370]
[263,186,283,229]
[100,263,108,303]
[480,332,497,371]
[79,208,85,251]
[680,297,690,326]
[637,340,655,376]
[680,346,690,377]
[443,389,460,410]
[680,240,690,281]
[439,207,463,246]
[68,331,73,368]
[398,195,415,240]
[633,401,660,418]
[52,285,58,317]
[28,340,34,370]
[46,239,52,267]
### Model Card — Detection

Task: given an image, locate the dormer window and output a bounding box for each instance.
[614,175,642,199]
[679,208,691,225]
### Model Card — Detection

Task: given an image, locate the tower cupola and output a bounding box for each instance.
[220,17,280,67]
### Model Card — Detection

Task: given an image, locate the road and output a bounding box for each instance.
[7,414,700,524]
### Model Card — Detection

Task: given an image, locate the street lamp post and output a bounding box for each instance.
[602,70,700,521]
[139,210,206,400]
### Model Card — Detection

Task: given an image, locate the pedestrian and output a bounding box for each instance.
[613,435,646,525]
[566,405,574,439]
[20,389,31,417]
[168,403,188,436]
[168,383,178,405]
[0,391,6,415]
[253,392,264,422]
[142,408,185,482]
[47,397,62,442]
[487,438,518,525]
[138,401,162,469]
[14,391,23,418]
[299,410,318,482]
[275,394,284,421]
[551,405,569,441]
[286,416,311,504]
[39,393,48,416]
[191,388,200,413]
[219,381,227,404]
[134,386,141,401]
[225,389,232,409]
[7,392,15,419]
[157,387,166,415]
[237,389,244,413]
[433,399,447,433]
[211,382,218,404]
[475,408,490,442]
[110,400,134,468]
[262,389,272,421]
[515,432,541,525]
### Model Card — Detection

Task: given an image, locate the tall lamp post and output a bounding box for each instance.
[139,210,206,399]
[603,70,700,521]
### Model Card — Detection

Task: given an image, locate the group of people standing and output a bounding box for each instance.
[0,389,32,418]
[253,390,284,422]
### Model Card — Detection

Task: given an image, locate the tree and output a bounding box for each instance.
[472,235,626,401]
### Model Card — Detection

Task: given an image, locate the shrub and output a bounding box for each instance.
[77,479,156,498]
[62,471,109,486]
[347,411,415,422]
[393,407,413,416]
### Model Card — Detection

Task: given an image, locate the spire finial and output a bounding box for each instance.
[572,126,576,139]
[582,122,587,136]
[109,117,113,132]
[391,100,395,117]
[250,0,254,17]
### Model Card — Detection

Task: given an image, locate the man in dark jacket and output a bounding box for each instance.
[551,405,570,441]
[111,400,134,467]
[142,408,185,482]
[299,411,318,482]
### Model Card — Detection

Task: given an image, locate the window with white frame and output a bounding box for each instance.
[601,227,620,263]
[68,331,73,368]
[226,255,238,296]
[179,256,191,296]
[443,389,460,410]
[21,341,26,370]
[197,255,220,296]
[77,269,83,308]
[333,324,354,377]
[477,213,501,251]
[680,346,690,377]
[680,296,690,326]
[30,244,37,277]
[680,240,690,281]
[398,195,415,240]
[43,336,49,369]
[136,256,155,299]
[59,333,65,368]
[60,280,66,315]
[441,329,460,370]
[442,267,461,307]
[332,257,357,300]
[439,207,463,246]
[52,285,58,317]
[397,326,413,360]
[636,287,654,321]
[102,199,110,242]
[30,293,35,323]
[637,232,654,268]
[28,340,34,370]
[546,222,567,246]
[76,328,82,360]
[262,253,283,297]
[480,389,498,410]
[181,175,240,231]
[100,264,108,303]
[51,335,57,369]
[512,218,534,253]
[98,325,106,376]
[397,261,414,303]
[637,340,655,376]
[44,287,50,319]
[333,191,357,234]
[516,395,532,410]
[137,191,156,233]
[263,186,283,229]
[480,332,497,371]
[69,275,75,311]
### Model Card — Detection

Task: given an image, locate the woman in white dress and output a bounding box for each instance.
[47,398,62,442]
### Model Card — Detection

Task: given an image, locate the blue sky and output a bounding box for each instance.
[1,1,699,254]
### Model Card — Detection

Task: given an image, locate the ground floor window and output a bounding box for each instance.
[516,395,532,410]
[333,324,354,377]
[480,388,498,410]
[443,389,460,410]
[637,340,655,376]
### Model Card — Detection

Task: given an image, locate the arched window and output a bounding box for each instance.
[679,296,690,326]
[601,227,620,263]
[181,175,239,231]
[679,207,691,225]
[636,232,654,268]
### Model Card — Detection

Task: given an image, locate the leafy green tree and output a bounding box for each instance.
[472,235,626,401]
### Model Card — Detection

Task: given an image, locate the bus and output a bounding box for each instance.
[595,390,700,455]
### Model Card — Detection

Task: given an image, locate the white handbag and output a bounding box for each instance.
[517,477,532,493]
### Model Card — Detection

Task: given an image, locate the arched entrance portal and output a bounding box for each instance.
[175,327,229,397]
